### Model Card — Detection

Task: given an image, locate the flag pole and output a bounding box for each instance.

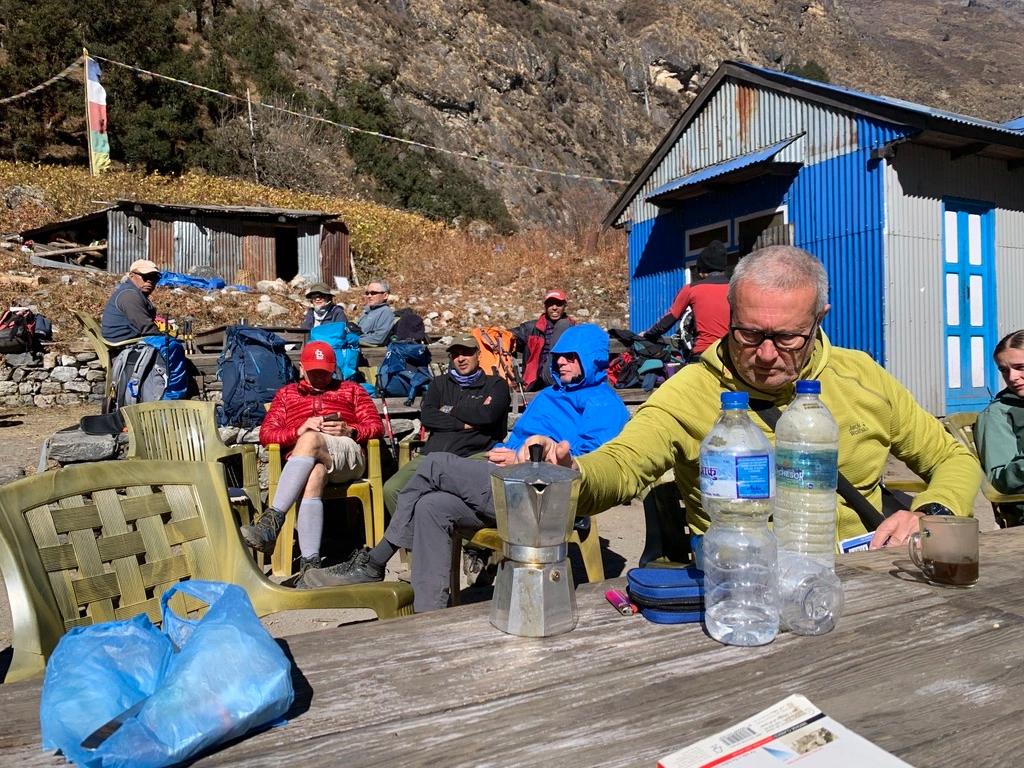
[82,47,96,176]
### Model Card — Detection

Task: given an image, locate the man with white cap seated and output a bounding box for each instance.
[101,258,163,342]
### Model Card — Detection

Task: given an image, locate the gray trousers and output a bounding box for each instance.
[384,453,496,612]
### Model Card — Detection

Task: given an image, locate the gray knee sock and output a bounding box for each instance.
[271,455,316,512]
[296,498,323,561]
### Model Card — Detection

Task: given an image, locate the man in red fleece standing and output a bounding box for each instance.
[241,340,383,581]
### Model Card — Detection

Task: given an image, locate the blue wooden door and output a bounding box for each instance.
[942,201,997,413]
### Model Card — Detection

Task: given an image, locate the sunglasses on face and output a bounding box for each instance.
[133,272,161,283]
[309,294,331,301]
[364,290,386,296]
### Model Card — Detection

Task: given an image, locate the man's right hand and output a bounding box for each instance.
[516,436,576,469]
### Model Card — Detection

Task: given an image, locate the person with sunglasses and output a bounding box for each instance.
[522,245,980,552]
[356,279,396,346]
[300,282,348,330]
[101,259,163,342]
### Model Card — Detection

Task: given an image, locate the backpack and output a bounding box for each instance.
[607,351,640,389]
[393,308,428,343]
[217,326,297,428]
[0,307,38,353]
[309,321,361,381]
[110,336,189,408]
[377,341,432,405]
[471,326,521,389]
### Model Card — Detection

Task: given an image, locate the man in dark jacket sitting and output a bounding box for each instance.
[382,333,512,515]
[101,259,162,341]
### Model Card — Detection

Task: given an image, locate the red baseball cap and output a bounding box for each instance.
[300,341,336,372]
[544,289,567,303]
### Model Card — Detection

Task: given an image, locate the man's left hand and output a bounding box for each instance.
[868,509,924,549]
[487,447,517,466]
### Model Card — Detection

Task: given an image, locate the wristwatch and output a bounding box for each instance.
[915,503,955,516]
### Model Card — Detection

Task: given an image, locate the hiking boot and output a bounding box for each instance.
[240,507,286,554]
[302,547,385,588]
[290,555,322,590]
[462,546,489,586]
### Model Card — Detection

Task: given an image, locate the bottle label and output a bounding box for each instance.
[776,447,838,491]
[700,453,773,499]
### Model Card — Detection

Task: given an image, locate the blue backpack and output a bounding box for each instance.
[217,326,297,428]
[377,341,432,405]
[309,321,361,381]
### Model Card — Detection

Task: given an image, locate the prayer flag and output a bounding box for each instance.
[85,55,111,174]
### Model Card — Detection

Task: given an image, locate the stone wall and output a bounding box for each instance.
[0,351,105,407]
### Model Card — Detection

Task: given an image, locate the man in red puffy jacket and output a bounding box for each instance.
[240,341,383,580]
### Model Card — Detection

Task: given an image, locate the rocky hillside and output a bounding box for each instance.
[275,0,1024,226]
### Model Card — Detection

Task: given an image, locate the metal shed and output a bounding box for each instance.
[604,61,1024,415]
[23,200,351,286]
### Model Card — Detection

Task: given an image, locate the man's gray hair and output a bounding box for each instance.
[727,246,829,315]
[371,279,391,293]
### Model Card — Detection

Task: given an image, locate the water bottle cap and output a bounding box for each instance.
[795,380,821,395]
[720,391,749,410]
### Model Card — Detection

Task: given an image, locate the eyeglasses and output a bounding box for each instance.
[133,272,161,283]
[729,325,816,351]
[364,290,386,296]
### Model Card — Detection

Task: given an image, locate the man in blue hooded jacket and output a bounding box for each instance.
[304,324,629,611]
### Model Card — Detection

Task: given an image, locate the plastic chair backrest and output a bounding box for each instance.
[0,459,413,682]
[121,400,222,462]
[942,411,1024,505]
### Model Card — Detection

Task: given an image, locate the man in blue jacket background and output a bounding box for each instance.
[304,323,630,611]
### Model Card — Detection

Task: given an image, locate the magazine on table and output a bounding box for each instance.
[658,694,913,768]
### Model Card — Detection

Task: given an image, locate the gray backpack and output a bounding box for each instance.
[110,341,169,407]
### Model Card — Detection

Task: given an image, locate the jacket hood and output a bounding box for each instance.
[699,329,832,404]
[995,386,1024,406]
[549,323,610,390]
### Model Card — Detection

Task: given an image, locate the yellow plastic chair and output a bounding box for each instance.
[266,438,386,577]
[0,459,413,683]
[943,412,1024,525]
[121,400,261,520]
[72,309,144,413]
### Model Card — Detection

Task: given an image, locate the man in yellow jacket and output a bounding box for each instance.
[523,245,981,549]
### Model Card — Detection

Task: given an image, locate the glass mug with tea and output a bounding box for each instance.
[908,516,979,587]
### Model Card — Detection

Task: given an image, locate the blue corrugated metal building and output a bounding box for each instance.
[604,61,1024,415]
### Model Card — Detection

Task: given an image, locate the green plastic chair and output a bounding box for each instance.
[121,400,261,517]
[0,460,413,683]
[72,309,144,413]
[944,412,1024,526]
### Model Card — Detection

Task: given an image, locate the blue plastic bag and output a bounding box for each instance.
[40,581,294,767]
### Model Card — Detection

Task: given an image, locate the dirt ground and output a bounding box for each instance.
[0,405,997,665]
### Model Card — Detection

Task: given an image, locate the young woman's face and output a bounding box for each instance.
[996,347,1024,396]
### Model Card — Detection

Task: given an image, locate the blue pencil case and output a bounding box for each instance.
[626,566,705,624]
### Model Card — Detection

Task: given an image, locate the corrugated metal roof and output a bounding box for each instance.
[112,199,338,221]
[604,60,1024,230]
[734,63,1024,138]
[645,135,802,202]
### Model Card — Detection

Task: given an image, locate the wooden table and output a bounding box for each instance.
[4,529,1021,766]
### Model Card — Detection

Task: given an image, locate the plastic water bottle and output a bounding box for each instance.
[774,380,839,568]
[777,553,844,636]
[700,391,778,646]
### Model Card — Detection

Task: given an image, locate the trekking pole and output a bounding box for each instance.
[375,370,398,455]
[480,329,526,411]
